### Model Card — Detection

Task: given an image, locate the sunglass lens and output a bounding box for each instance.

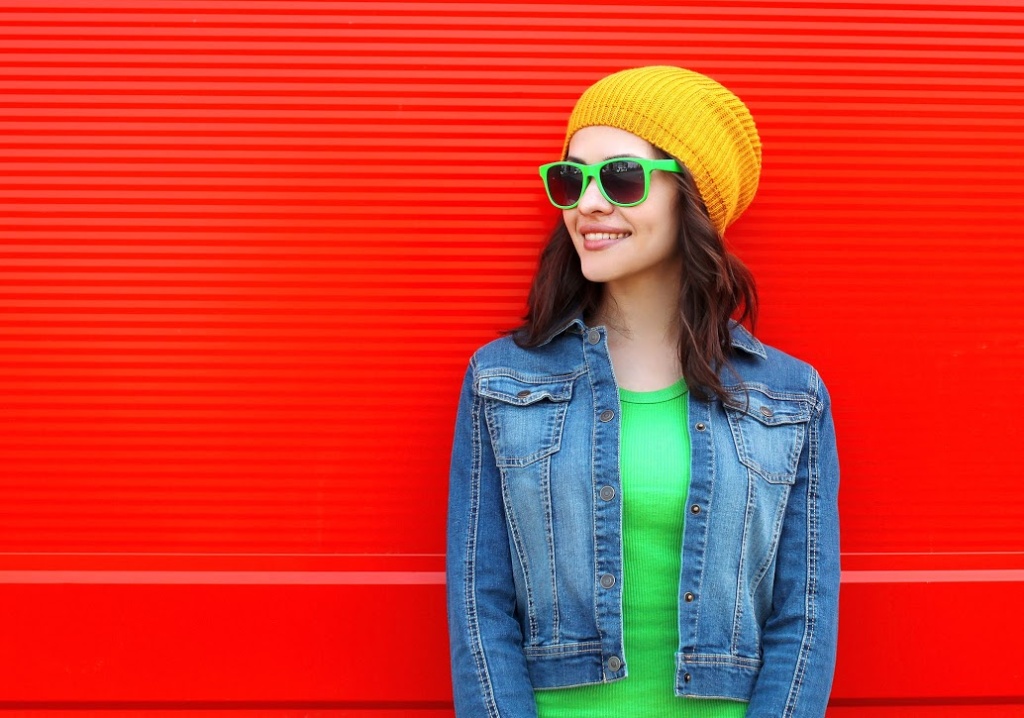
[546,164,583,208]
[600,160,646,205]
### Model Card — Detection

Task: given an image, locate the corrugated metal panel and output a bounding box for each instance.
[1,0,1022,711]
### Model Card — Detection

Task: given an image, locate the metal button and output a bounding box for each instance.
[607,655,622,671]
[690,504,701,515]
[760,405,774,418]
[684,672,692,683]
[695,422,706,431]
[599,573,615,589]
[587,329,601,345]
[684,592,695,602]
[599,486,615,501]
[600,409,615,422]
[516,389,531,398]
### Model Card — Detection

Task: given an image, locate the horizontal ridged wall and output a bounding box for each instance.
[1,0,1022,711]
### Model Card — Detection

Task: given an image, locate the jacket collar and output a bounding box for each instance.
[539,313,766,360]
[533,315,586,346]
[728,321,767,359]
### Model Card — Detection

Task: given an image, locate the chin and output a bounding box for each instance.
[578,259,622,284]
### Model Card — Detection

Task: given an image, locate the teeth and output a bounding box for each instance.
[584,232,630,241]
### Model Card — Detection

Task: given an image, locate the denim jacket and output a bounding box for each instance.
[446,318,840,718]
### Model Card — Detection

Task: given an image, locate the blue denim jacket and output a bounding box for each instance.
[446,318,840,718]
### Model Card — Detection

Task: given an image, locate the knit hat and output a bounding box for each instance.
[562,66,762,233]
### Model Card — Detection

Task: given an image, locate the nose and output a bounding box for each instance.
[575,175,613,214]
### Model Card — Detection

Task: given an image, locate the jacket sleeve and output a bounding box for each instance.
[446,361,539,718]
[745,371,841,718]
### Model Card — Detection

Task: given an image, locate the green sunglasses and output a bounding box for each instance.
[539,157,683,209]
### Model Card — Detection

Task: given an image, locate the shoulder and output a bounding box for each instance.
[469,331,587,383]
[470,333,532,367]
[728,324,829,410]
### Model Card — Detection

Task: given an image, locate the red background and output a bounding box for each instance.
[1,0,1023,713]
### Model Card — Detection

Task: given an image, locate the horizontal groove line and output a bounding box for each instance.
[1,10,1021,24]
[3,17,1022,27]
[0,570,446,585]
[2,65,1023,80]
[4,129,1019,140]
[0,23,1021,35]
[829,696,1024,707]
[3,45,1024,59]
[841,569,1024,583]
[0,7,1016,16]
[0,701,453,711]
[1,33,1021,46]
[2,134,1021,143]
[1,86,1020,97]
[4,1,1024,14]
[3,62,1023,77]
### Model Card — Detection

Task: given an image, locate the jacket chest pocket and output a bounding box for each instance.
[478,374,575,468]
[725,392,811,484]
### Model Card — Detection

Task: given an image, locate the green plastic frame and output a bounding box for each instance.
[538,157,683,209]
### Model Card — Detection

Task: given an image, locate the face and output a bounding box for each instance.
[562,126,682,289]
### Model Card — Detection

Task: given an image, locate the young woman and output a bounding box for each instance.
[447,66,840,718]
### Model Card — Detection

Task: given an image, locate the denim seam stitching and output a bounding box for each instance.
[476,366,587,383]
[721,382,813,403]
[464,375,501,718]
[542,453,560,644]
[782,374,824,717]
[580,337,607,670]
[524,640,603,657]
[684,652,762,668]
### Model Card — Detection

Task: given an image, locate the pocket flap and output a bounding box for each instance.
[477,374,575,405]
[725,395,811,426]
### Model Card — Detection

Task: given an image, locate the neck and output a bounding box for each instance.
[594,273,682,347]
[592,273,685,391]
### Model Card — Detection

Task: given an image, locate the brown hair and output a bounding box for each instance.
[513,161,758,403]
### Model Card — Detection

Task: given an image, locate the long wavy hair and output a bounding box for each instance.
[513,159,758,403]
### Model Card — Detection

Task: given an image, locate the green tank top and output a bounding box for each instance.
[535,381,748,717]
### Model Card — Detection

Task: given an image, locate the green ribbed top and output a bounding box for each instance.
[535,381,748,717]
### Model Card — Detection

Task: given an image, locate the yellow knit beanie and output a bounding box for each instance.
[563,66,762,234]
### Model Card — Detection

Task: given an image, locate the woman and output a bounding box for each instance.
[447,66,840,718]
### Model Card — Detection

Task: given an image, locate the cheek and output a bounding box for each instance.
[642,205,681,255]
[562,212,584,249]
[562,214,584,257]
[561,209,575,231]
[650,195,681,237]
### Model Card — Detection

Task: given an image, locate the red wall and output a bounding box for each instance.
[2,0,1023,713]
